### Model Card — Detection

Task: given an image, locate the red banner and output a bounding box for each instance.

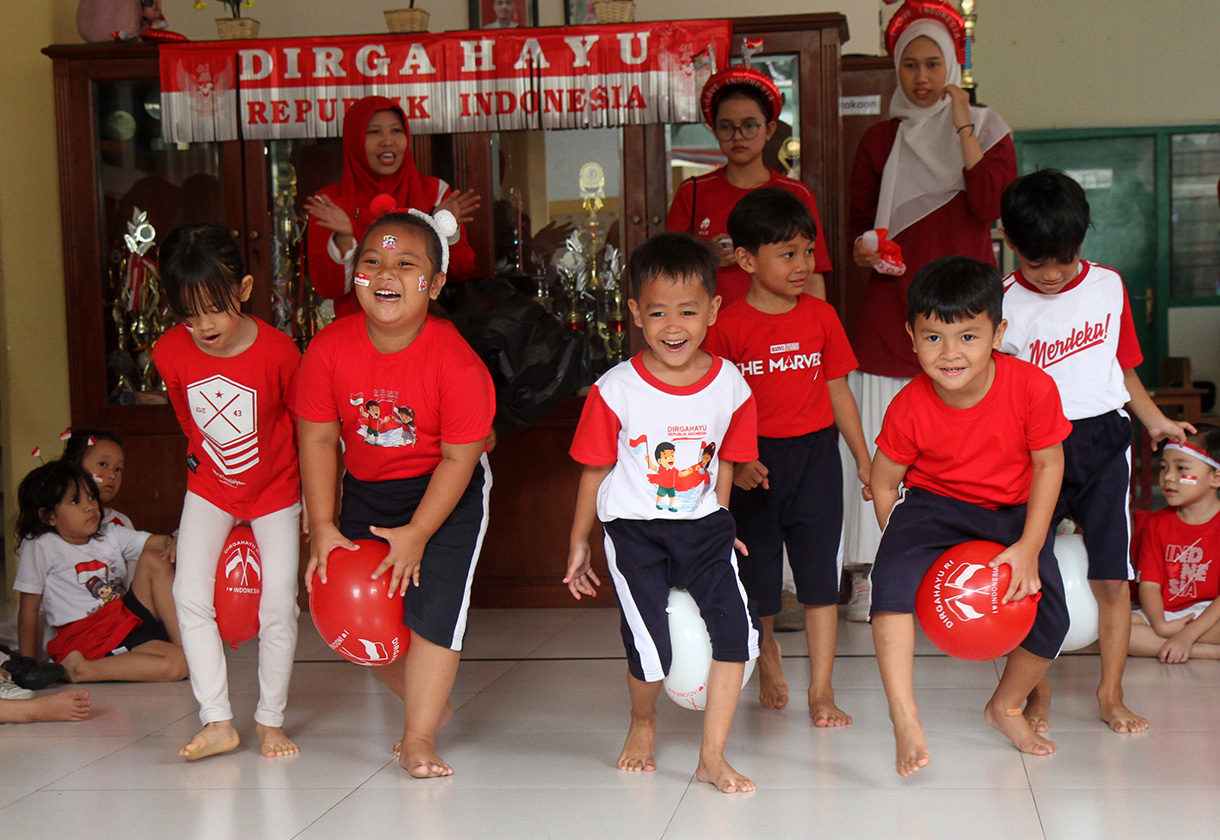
[160,21,730,142]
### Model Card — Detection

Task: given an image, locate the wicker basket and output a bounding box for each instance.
[215,17,260,39]
[594,1,635,23]
[384,8,430,33]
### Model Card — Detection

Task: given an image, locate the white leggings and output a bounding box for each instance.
[172,492,301,727]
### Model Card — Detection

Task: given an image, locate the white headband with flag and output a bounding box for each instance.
[1164,442,1220,471]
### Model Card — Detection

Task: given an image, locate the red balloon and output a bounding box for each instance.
[309,540,409,666]
[915,540,1040,661]
[215,525,261,645]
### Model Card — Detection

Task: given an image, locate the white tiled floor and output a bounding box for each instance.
[2,607,1218,840]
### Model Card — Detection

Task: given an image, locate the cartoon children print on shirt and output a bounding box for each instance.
[635,435,717,514]
[351,392,417,447]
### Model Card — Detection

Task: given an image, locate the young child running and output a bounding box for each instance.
[564,232,761,794]
[869,256,1072,776]
[153,224,303,761]
[999,169,1193,733]
[1129,425,1220,662]
[703,188,871,721]
[298,204,494,779]
[13,461,186,684]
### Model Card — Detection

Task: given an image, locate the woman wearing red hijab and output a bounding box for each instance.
[305,96,479,318]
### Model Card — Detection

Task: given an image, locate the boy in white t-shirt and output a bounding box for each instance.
[564,232,761,794]
[1000,169,1193,734]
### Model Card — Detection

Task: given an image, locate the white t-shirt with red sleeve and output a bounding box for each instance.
[153,317,301,521]
[876,352,1072,510]
[1134,507,1220,612]
[704,295,857,438]
[570,353,758,522]
[297,314,494,482]
[1001,261,1143,421]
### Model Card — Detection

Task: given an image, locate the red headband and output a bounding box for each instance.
[700,65,782,127]
[884,0,968,65]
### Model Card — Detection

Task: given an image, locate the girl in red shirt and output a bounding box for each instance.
[299,204,495,779]
[153,225,303,762]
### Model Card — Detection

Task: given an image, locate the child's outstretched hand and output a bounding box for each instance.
[989,541,1041,604]
[304,522,358,593]
[564,541,601,600]
[1145,415,1195,448]
[734,460,770,491]
[369,523,427,597]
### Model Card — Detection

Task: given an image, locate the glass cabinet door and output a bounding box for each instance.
[94,77,232,405]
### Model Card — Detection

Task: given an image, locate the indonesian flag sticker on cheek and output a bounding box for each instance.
[354,272,371,287]
[1181,475,1199,485]
[417,275,428,292]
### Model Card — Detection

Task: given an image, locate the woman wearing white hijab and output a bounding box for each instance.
[839,8,1016,618]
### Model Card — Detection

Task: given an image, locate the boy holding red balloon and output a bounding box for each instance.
[999,169,1194,734]
[869,256,1072,776]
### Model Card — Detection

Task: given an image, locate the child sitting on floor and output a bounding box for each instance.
[1129,424,1220,662]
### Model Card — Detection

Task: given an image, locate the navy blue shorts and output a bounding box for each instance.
[731,428,843,614]
[339,456,490,651]
[602,509,761,682]
[1054,410,1134,581]
[871,486,1068,660]
[111,590,169,654]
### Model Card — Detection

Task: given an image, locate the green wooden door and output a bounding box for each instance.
[1013,134,1159,381]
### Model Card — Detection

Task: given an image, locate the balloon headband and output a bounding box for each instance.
[367,194,458,274]
[700,65,782,127]
[884,0,967,64]
[1163,442,1220,471]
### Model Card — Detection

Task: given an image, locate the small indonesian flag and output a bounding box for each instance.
[31,446,41,458]
[75,559,108,585]
[59,428,72,442]
[629,434,648,450]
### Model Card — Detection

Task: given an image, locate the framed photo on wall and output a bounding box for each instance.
[565,0,595,25]
[470,0,539,29]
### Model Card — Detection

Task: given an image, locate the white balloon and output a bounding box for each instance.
[1056,533,1100,651]
[663,588,757,710]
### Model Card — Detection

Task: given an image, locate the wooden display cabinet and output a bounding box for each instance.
[45,12,848,608]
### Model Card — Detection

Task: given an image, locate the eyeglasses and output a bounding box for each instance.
[712,121,764,141]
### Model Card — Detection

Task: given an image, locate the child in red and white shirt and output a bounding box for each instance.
[154,224,302,762]
[1130,425,1220,662]
[566,232,761,794]
[299,205,494,779]
[703,187,870,723]
[1000,169,1193,734]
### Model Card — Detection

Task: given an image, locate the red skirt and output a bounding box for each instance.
[47,598,142,663]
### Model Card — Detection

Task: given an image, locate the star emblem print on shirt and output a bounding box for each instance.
[186,374,260,476]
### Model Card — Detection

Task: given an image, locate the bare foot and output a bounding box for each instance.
[985,701,1056,756]
[60,651,87,683]
[1024,679,1051,733]
[1100,696,1148,734]
[398,737,452,778]
[809,693,852,727]
[695,754,755,793]
[179,720,241,761]
[11,690,91,722]
[256,724,299,757]
[394,700,454,757]
[617,712,657,772]
[892,715,931,777]
[757,636,788,710]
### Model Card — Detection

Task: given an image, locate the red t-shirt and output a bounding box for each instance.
[153,318,301,520]
[704,295,857,438]
[876,352,1071,509]
[848,120,1017,378]
[666,167,833,308]
[297,313,494,481]
[1134,507,1220,612]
